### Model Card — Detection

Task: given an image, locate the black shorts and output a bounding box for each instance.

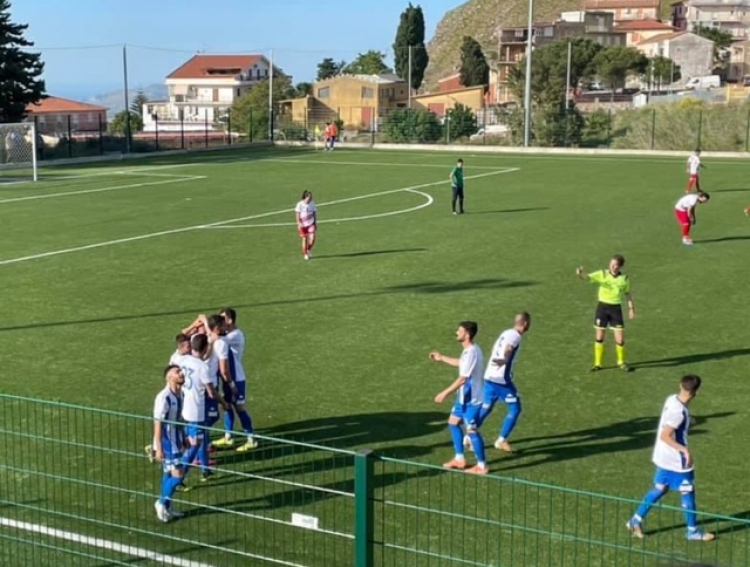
[452,185,464,199]
[594,302,624,329]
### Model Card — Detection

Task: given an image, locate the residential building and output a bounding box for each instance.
[152,54,285,129]
[412,85,487,115]
[615,19,679,45]
[672,0,750,39]
[636,31,715,78]
[279,74,410,129]
[25,96,108,135]
[583,0,661,21]
[728,38,750,80]
[548,11,627,46]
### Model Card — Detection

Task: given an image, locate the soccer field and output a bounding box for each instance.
[1,146,750,566]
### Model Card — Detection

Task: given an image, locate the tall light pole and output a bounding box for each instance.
[408,45,413,109]
[268,48,274,141]
[522,0,534,148]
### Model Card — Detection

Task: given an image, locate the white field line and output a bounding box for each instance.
[260,158,516,170]
[0,169,517,266]
[0,517,218,567]
[0,176,206,205]
[207,188,435,229]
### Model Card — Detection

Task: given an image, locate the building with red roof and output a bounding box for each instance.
[25,96,108,135]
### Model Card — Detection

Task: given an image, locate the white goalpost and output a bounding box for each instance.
[0,122,39,183]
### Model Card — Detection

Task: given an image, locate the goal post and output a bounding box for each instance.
[0,122,39,183]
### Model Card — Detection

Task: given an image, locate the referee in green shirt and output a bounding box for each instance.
[449,158,464,215]
[576,254,635,372]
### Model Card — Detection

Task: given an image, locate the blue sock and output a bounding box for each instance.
[500,401,522,440]
[634,487,666,522]
[449,423,464,458]
[223,408,235,436]
[681,491,698,530]
[238,409,254,434]
[160,473,182,508]
[468,431,486,466]
[199,435,210,475]
[181,442,201,478]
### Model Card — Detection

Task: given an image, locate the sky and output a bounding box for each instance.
[13,0,464,100]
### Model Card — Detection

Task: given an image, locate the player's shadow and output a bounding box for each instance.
[635,348,750,368]
[712,188,750,192]
[490,412,734,472]
[384,278,534,294]
[697,235,750,243]
[469,207,550,215]
[312,247,427,259]
[642,509,750,539]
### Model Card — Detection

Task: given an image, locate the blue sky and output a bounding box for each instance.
[13,0,464,100]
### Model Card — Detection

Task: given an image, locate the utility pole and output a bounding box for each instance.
[408,45,413,109]
[522,0,534,148]
[122,44,131,153]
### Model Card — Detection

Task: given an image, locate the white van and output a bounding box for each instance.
[684,75,721,90]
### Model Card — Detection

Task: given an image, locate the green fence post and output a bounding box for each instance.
[697,108,703,149]
[607,109,611,147]
[651,108,656,150]
[745,109,750,152]
[249,109,253,142]
[354,449,375,567]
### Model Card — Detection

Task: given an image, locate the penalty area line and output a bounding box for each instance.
[0,168,516,266]
[0,517,218,567]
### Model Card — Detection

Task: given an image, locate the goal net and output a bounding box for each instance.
[0,122,38,183]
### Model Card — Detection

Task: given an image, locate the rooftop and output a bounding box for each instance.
[638,30,688,43]
[584,0,661,8]
[615,19,677,30]
[167,55,264,80]
[26,96,108,114]
[321,73,406,84]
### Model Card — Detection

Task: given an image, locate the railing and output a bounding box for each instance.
[1,394,749,567]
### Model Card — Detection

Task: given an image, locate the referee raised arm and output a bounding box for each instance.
[576,254,635,372]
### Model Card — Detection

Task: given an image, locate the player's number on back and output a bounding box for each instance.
[180,366,194,390]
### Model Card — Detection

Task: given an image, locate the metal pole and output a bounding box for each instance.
[670,61,674,95]
[122,45,131,153]
[408,45,413,109]
[30,121,38,181]
[522,0,534,147]
[268,49,274,141]
[565,41,572,109]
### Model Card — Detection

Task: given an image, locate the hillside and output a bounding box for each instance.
[425,0,669,90]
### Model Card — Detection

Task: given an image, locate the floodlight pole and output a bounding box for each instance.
[122,44,131,153]
[565,41,572,109]
[269,48,274,141]
[522,0,534,148]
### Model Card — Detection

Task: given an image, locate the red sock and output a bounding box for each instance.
[682,224,691,238]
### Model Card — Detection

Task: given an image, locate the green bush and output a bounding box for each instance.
[382,108,443,143]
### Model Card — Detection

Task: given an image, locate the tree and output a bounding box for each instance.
[445,103,478,140]
[649,56,681,89]
[509,39,603,107]
[0,0,45,123]
[459,36,490,88]
[382,108,442,142]
[593,46,648,97]
[293,82,313,97]
[393,3,429,90]
[316,58,344,81]
[231,76,292,140]
[130,90,148,115]
[694,25,733,73]
[109,110,143,135]
[342,50,392,75]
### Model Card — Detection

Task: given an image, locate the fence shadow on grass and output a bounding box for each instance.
[635,348,750,367]
[492,412,734,473]
[468,207,550,215]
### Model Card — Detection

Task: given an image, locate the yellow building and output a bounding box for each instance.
[279,73,410,129]
[412,86,487,115]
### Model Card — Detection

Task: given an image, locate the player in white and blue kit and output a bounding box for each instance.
[479,312,531,453]
[176,334,223,483]
[429,321,488,474]
[153,365,185,523]
[627,375,715,541]
[212,308,256,452]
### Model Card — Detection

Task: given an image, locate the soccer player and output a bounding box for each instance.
[206,314,257,452]
[686,149,703,193]
[626,375,715,542]
[576,255,635,372]
[178,334,224,483]
[169,333,191,365]
[745,205,750,217]
[478,312,532,453]
[429,321,488,475]
[153,365,185,523]
[449,158,465,215]
[218,307,257,451]
[295,190,317,260]
[675,191,710,246]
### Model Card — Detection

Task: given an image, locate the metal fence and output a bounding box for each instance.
[1,394,748,567]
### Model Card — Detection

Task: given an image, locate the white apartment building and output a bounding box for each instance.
[673,0,750,39]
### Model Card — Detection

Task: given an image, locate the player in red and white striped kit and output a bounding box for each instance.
[675,191,710,245]
[295,190,317,260]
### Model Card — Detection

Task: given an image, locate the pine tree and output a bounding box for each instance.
[459,36,489,88]
[393,3,429,90]
[0,0,45,123]
[130,90,149,116]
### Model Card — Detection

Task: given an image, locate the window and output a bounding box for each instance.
[362,87,374,98]
[236,88,241,97]
[264,69,269,76]
[318,87,330,98]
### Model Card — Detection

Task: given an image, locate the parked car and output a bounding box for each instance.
[684,75,721,90]
[743,75,750,87]
[470,124,509,141]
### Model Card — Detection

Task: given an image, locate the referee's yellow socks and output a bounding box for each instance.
[594,341,604,367]
[616,344,626,366]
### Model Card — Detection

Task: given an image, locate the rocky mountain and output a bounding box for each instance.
[87,84,168,116]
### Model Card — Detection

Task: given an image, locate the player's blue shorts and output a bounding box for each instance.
[483,381,520,408]
[654,467,695,492]
[451,402,482,429]
[206,400,220,427]
[185,421,204,440]
[223,381,246,405]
